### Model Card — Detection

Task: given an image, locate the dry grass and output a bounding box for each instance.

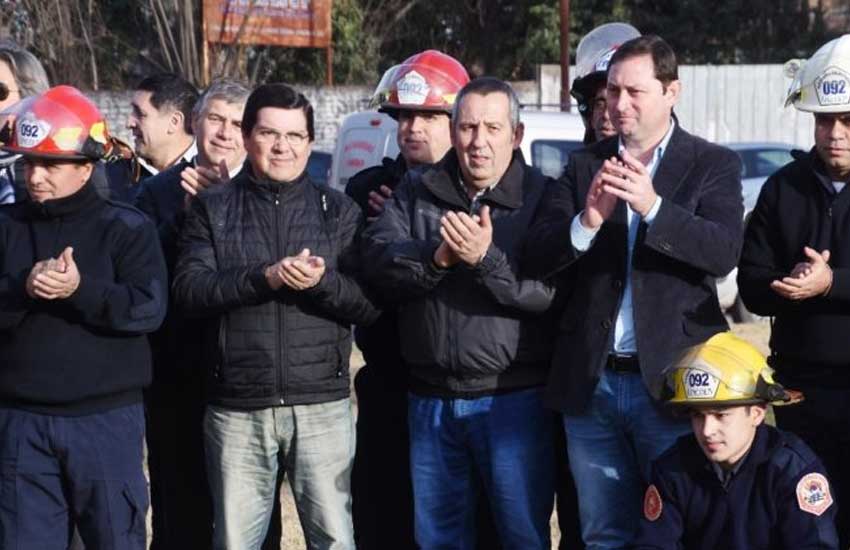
[146,322,772,549]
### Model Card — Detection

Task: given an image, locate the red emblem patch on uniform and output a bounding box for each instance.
[643,484,663,521]
[797,473,833,516]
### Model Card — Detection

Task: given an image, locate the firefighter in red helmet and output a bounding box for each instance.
[347,51,470,549]
[0,86,167,550]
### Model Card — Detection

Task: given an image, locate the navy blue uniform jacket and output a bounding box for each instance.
[524,125,743,413]
[632,424,839,549]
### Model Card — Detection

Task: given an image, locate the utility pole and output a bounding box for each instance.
[559,0,571,111]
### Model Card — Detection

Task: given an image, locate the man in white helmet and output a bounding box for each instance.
[571,22,641,145]
[738,33,850,546]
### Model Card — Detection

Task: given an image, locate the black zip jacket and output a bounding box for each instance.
[738,149,850,379]
[172,166,379,408]
[0,180,168,415]
[345,155,409,386]
[361,150,557,397]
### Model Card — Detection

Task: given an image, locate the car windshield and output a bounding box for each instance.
[737,148,793,179]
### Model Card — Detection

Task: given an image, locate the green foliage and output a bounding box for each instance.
[3,0,843,89]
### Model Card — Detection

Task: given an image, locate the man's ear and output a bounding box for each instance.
[664,79,681,107]
[513,121,525,149]
[169,109,185,135]
[750,404,767,426]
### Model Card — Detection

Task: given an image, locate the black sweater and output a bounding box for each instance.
[0,180,168,415]
[738,149,850,379]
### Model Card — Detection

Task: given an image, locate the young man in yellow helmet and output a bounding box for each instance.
[631,332,839,549]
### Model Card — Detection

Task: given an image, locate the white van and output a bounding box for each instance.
[329,109,586,193]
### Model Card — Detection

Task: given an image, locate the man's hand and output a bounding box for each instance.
[181,159,230,197]
[599,150,658,218]
[581,157,619,230]
[367,185,393,219]
[440,205,493,266]
[279,248,326,290]
[433,241,460,269]
[26,247,80,300]
[770,247,833,300]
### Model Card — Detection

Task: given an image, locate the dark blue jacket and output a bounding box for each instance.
[632,424,839,549]
[0,179,168,415]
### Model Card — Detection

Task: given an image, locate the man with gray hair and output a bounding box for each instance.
[135,78,250,549]
[362,77,558,548]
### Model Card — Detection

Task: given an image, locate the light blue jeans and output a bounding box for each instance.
[563,370,690,549]
[204,398,355,550]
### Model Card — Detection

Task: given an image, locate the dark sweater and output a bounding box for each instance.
[0,180,168,415]
[738,149,850,380]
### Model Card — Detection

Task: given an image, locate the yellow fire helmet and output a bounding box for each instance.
[785,34,850,113]
[665,332,803,407]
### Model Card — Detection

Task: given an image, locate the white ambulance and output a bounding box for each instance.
[329,108,586,193]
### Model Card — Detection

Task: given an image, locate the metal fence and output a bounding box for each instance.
[537,64,815,149]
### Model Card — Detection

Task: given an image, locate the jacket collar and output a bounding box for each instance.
[421,149,526,210]
[26,178,101,220]
[243,163,310,201]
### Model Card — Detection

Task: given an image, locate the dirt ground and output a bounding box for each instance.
[266,321,772,549]
[141,321,770,548]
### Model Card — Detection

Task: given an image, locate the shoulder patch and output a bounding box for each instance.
[797,473,833,516]
[644,484,663,521]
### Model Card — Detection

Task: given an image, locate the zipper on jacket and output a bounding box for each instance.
[274,188,285,405]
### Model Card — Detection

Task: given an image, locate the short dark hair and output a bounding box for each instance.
[135,73,199,134]
[452,77,520,130]
[609,35,678,89]
[242,83,314,141]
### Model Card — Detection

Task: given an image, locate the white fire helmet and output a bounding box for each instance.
[785,34,850,113]
[574,22,641,81]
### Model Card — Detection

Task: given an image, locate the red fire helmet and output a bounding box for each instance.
[378,50,470,116]
[0,85,113,160]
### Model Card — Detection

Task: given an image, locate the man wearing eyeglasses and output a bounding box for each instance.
[172,83,379,549]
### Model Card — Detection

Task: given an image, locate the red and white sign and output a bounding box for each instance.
[203,0,332,47]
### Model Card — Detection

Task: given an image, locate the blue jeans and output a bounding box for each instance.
[204,398,355,550]
[0,404,148,550]
[563,370,690,549]
[408,388,554,550]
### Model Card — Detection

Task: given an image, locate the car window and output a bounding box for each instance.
[531,140,583,179]
[308,151,332,186]
[739,148,793,179]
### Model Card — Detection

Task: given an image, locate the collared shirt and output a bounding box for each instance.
[457,170,498,214]
[711,447,751,489]
[137,141,197,177]
[570,119,676,353]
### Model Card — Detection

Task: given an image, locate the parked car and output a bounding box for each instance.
[307,150,333,186]
[717,142,797,322]
[329,108,585,192]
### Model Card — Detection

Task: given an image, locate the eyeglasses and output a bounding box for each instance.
[0,82,19,102]
[254,128,310,147]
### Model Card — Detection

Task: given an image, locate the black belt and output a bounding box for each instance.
[606,354,640,373]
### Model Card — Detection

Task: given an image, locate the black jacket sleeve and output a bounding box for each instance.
[474,244,557,314]
[0,267,31,331]
[360,177,450,301]
[523,163,583,279]
[303,198,380,326]
[63,215,168,333]
[172,196,277,317]
[630,467,685,550]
